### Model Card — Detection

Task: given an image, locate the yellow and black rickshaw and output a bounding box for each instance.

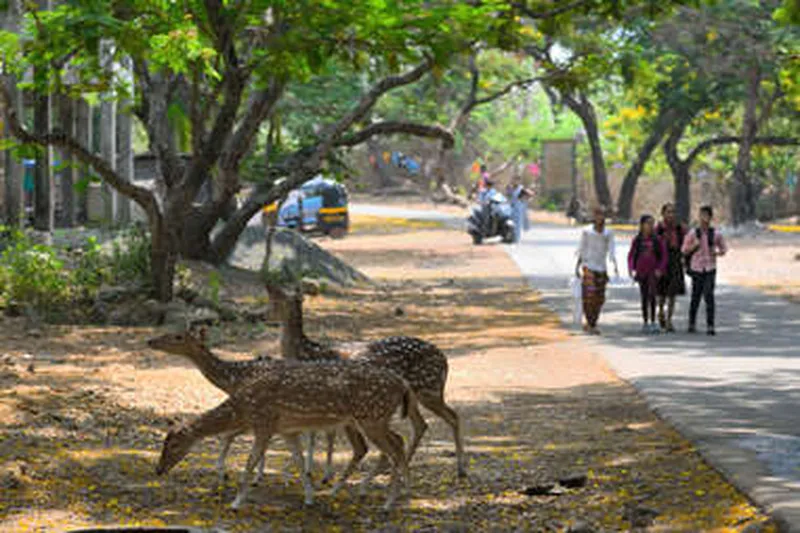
[263,176,349,238]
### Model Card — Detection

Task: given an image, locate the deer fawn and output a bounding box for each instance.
[158,358,420,510]
[268,283,465,478]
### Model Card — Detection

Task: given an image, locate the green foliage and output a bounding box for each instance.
[108,225,152,289]
[71,237,110,303]
[0,236,71,317]
[207,271,222,307]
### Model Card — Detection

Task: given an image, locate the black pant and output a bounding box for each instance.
[689,270,716,328]
[639,279,656,324]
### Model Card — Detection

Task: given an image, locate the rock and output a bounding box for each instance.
[520,483,556,496]
[26,329,42,338]
[301,278,322,296]
[89,301,109,324]
[559,472,588,489]
[262,228,371,286]
[162,300,191,328]
[108,297,164,326]
[624,505,660,528]
[567,520,594,533]
[96,284,139,304]
[0,471,22,490]
[163,302,220,328]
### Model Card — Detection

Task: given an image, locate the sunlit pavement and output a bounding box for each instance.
[509,225,800,532]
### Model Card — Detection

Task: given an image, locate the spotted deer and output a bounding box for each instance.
[267,282,465,478]
[158,358,419,510]
[147,330,340,483]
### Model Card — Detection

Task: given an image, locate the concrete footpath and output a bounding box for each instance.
[508,225,800,532]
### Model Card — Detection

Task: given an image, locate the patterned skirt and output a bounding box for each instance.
[582,267,609,327]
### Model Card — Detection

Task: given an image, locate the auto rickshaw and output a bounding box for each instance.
[262,176,349,238]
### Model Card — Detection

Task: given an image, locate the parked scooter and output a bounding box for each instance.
[466,190,515,245]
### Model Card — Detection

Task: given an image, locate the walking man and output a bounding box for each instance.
[576,206,619,335]
[681,205,727,336]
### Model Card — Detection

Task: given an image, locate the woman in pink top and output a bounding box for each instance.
[628,214,668,334]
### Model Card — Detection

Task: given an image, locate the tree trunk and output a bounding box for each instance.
[562,91,612,210]
[176,206,216,260]
[3,78,24,226]
[100,96,117,224]
[367,138,392,189]
[150,217,176,302]
[208,194,265,263]
[56,95,76,227]
[731,66,761,225]
[75,99,92,224]
[33,72,54,232]
[116,108,133,224]
[616,110,673,221]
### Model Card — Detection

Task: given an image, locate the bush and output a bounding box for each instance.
[71,237,110,303]
[108,225,152,288]
[0,237,71,317]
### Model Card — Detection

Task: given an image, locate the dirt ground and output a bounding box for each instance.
[0,218,776,532]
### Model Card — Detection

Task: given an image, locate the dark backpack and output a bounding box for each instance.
[685,227,714,274]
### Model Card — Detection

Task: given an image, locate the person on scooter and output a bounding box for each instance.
[479,178,499,235]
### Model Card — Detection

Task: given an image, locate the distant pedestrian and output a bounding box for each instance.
[508,176,535,243]
[682,205,727,336]
[576,206,620,335]
[628,214,668,334]
[655,203,688,333]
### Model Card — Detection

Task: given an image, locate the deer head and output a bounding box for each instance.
[147,327,208,355]
[155,427,195,476]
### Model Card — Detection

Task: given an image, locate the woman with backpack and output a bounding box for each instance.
[628,214,668,334]
[682,205,727,336]
[655,203,688,333]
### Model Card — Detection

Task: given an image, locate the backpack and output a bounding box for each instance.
[685,227,715,275]
[631,234,663,269]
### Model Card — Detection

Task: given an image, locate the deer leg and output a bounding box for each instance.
[404,397,428,466]
[230,432,270,510]
[216,432,237,484]
[321,430,337,484]
[330,425,368,497]
[253,450,266,485]
[305,431,316,477]
[421,393,466,478]
[286,434,315,505]
[359,453,390,496]
[359,423,409,511]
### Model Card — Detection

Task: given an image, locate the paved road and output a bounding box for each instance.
[508,224,800,532]
[344,204,800,530]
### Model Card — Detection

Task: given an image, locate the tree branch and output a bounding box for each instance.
[0,76,158,215]
[133,60,184,187]
[686,135,800,167]
[318,58,433,150]
[336,121,454,148]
